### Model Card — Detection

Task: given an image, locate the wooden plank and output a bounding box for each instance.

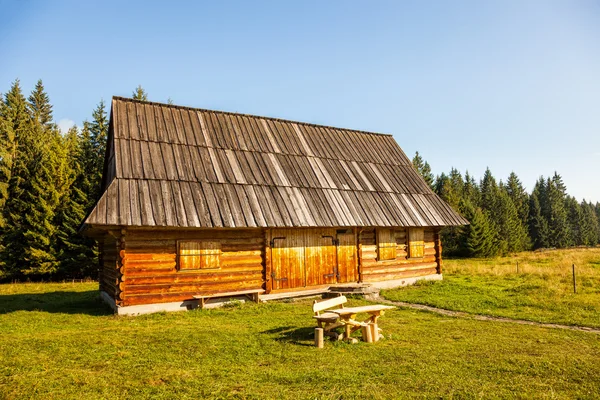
[143,103,157,142]
[139,180,156,226]
[161,105,179,143]
[180,181,201,227]
[106,179,119,225]
[139,141,155,179]
[212,184,235,227]
[170,181,188,227]
[200,181,223,227]
[196,111,214,147]
[118,179,131,225]
[179,109,198,146]
[128,180,141,225]
[225,149,246,184]
[160,180,177,226]
[222,114,245,150]
[126,102,139,140]
[148,180,166,226]
[233,185,257,227]
[222,184,246,227]
[189,182,213,227]
[243,186,267,227]
[134,103,148,140]
[159,142,177,180]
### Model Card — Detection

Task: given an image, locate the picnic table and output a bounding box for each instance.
[328,304,396,343]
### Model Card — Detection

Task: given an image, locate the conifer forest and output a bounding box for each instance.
[0,79,598,282]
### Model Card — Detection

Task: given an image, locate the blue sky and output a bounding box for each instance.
[1,0,599,202]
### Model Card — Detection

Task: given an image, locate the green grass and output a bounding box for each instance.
[383,248,600,328]
[2,282,600,399]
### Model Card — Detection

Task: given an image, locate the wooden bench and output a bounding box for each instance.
[313,295,365,341]
[193,289,264,309]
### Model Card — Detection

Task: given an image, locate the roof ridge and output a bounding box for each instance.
[112,96,393,138]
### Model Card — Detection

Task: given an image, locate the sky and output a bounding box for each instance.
[1,0,599,202]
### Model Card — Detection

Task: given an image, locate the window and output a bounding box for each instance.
[178,241,221,270]
[377,229,397,261]
[408,228,424,258]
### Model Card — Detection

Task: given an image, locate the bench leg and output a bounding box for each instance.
[315,328,324,348]
[362,325,373,343]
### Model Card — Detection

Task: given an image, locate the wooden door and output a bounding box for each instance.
[305,228,337,286]
[270,229,305,291]
[336,229,358,283]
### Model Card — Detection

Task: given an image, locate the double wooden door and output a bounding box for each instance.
[270,228,357,291]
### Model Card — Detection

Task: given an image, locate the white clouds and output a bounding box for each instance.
[57,118,75,134]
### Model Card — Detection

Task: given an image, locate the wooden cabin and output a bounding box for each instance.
[82,97,467,314]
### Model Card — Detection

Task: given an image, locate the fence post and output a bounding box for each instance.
[572,264,576,294]
[516,261,519,274]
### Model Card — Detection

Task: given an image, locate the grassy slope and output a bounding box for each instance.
[383,248,600,328]
[1,283,600,399]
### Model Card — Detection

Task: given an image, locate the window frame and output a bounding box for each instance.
[177,240,221,271]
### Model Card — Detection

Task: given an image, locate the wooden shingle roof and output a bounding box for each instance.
[84,97,467,229]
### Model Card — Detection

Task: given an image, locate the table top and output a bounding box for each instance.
[328,305,396,316]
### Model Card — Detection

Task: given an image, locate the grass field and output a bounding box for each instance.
[384,248,600,328]
[1,277,600,399]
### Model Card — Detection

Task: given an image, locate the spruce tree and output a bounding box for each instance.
[2,82,65,277]
[505,172,529,227]
[545,174,571,247]
[459,200,496,257]
[529,180,550,249]
[27,79,53,127]
[87,100,108,207]
[132,85,148,101]
[54,126,98,278]
[0,80,33,278]
[412,151,434,189]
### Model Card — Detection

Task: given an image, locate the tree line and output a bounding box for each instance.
[1,78,597,281]
[0,80,149,282]
[413,152,600,257]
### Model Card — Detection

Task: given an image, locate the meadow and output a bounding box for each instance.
[384,248,600,328]
[1,248,600,399]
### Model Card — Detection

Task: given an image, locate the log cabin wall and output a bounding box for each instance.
[359,227,440,282]
[98,235,121,301]
[115,228,265,306]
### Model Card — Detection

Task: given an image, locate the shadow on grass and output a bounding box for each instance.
[0,290,113,316]
[263,325,316,347]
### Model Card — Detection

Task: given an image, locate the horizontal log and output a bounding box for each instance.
[124,271,263,285]
[361,262,438,275]
[123,262,263,277]
[361,267,438,282]
[361,256,436,268]
[121,286,264,306]
[123,279,265,296]
[123,253,177,262]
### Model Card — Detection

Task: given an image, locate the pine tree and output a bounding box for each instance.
[2,82,65,277]
[459,200,496,257]
[529,180,550,249]
[27,79,53,127]
[505,172,529,226]
[54,126,98,278]
[545,174,571,247]
[497,185,530,253]
[578,200,599,247]
[132,85,148,101]
[463,171,481,208]
[0,80,33,278]
[411,151,434,189]
[87,100,108,207]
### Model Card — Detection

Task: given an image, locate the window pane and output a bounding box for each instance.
[377,229,396,261]
[178,241,221,270]
[409,228,424,258]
